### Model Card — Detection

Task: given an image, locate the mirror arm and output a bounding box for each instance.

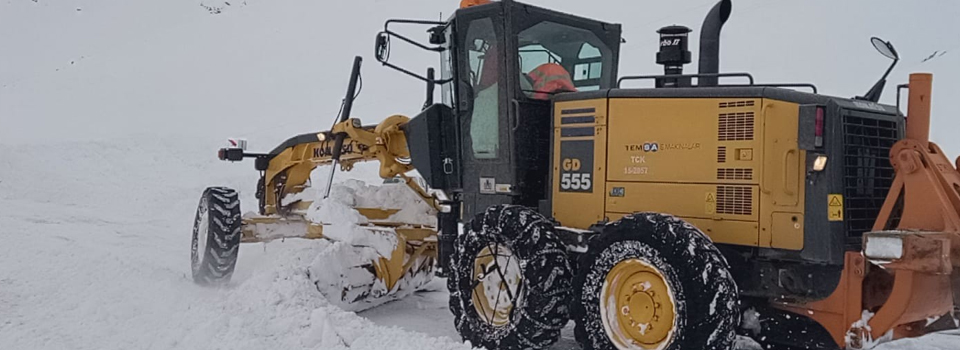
[860,57,898,102]
[379,59,452,85]
[881,58,899,81]
[384,29,445,53]
[384,19,447,30]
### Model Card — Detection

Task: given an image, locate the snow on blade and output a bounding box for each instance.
[274,178,436,260]
[298,178,437,227]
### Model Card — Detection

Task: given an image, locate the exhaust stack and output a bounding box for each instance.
[698,0,732,86]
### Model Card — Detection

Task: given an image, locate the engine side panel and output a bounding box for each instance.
[603,96,799,249]
[551,98,608,229]
[552,94,809,251]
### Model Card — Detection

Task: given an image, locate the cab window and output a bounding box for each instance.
[517,21,612,99]
[440,25,455,108]
[464,17,500,159]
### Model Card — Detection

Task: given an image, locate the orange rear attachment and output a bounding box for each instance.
[780,73,959,349]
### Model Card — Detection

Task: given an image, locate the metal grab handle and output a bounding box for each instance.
[783,149,797,196]
[511,99,521,131]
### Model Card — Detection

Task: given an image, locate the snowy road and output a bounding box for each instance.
[359,279,585,350]
[1,137,956,350]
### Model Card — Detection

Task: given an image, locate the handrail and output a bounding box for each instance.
[753,83,818,94]
[617,72,754,87]
[617,73,818,93]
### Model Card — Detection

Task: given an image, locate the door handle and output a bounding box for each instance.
[511,99,521,131]
[783,149,797,196]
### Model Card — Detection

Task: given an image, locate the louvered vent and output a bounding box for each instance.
[716,186,753,215]
[717,168,753,180]
[719,100,755,108]
[718,112,755,141]
[717,146,727,163]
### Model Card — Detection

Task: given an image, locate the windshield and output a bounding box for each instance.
[517,21,613,99]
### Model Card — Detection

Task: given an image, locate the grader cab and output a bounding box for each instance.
[191,0,959,349]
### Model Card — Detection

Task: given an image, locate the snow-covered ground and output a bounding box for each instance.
[0,137,472,350]
[3,0,960,349]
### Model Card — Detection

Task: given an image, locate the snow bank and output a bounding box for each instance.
[0,137,472,350]
[220,239,474,350]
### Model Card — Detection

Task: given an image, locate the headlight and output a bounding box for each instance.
[864,234,903,260]
[813,155,828,172]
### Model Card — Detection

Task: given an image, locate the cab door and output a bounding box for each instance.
[455,6,516,217]
[507,3,622,210]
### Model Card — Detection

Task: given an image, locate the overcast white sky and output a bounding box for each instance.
[2,0,960,153]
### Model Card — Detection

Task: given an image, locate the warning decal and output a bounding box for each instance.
[828,194,844,221]
[705,192,716,214]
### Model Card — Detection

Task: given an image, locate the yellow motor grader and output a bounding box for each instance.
[190,0,960,349]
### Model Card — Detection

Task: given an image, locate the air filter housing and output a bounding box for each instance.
[656,25,692,87]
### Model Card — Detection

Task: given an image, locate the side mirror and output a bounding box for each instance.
[373,21,453,85]
[857,37,900,102]
[375,33,390,62]
[871,37,899,60]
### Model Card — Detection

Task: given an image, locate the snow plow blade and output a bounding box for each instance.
[237,185,439,311]
[240,209,435,244]
[193,56,444,311]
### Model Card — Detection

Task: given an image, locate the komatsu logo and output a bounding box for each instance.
[312,142,368,158]
[852,100,885,112]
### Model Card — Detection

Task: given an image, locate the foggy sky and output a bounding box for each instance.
[2,0,959,154]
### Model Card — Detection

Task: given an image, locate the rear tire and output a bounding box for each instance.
[448,205,573,349]
[572,212,739,350]
[191,187,241,286]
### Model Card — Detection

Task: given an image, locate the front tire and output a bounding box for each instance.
[448,205,573,349]
[191,187,241,286]
[572,213,739,350]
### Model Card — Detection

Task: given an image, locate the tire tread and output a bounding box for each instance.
[192,187,241,286]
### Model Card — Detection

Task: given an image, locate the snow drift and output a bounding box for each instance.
[0,137,472,350]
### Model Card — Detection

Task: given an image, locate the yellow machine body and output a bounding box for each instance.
[552,97,806,250]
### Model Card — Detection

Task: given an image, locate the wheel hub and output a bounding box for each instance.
[602,259,676,349]
[472,244,523,327]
